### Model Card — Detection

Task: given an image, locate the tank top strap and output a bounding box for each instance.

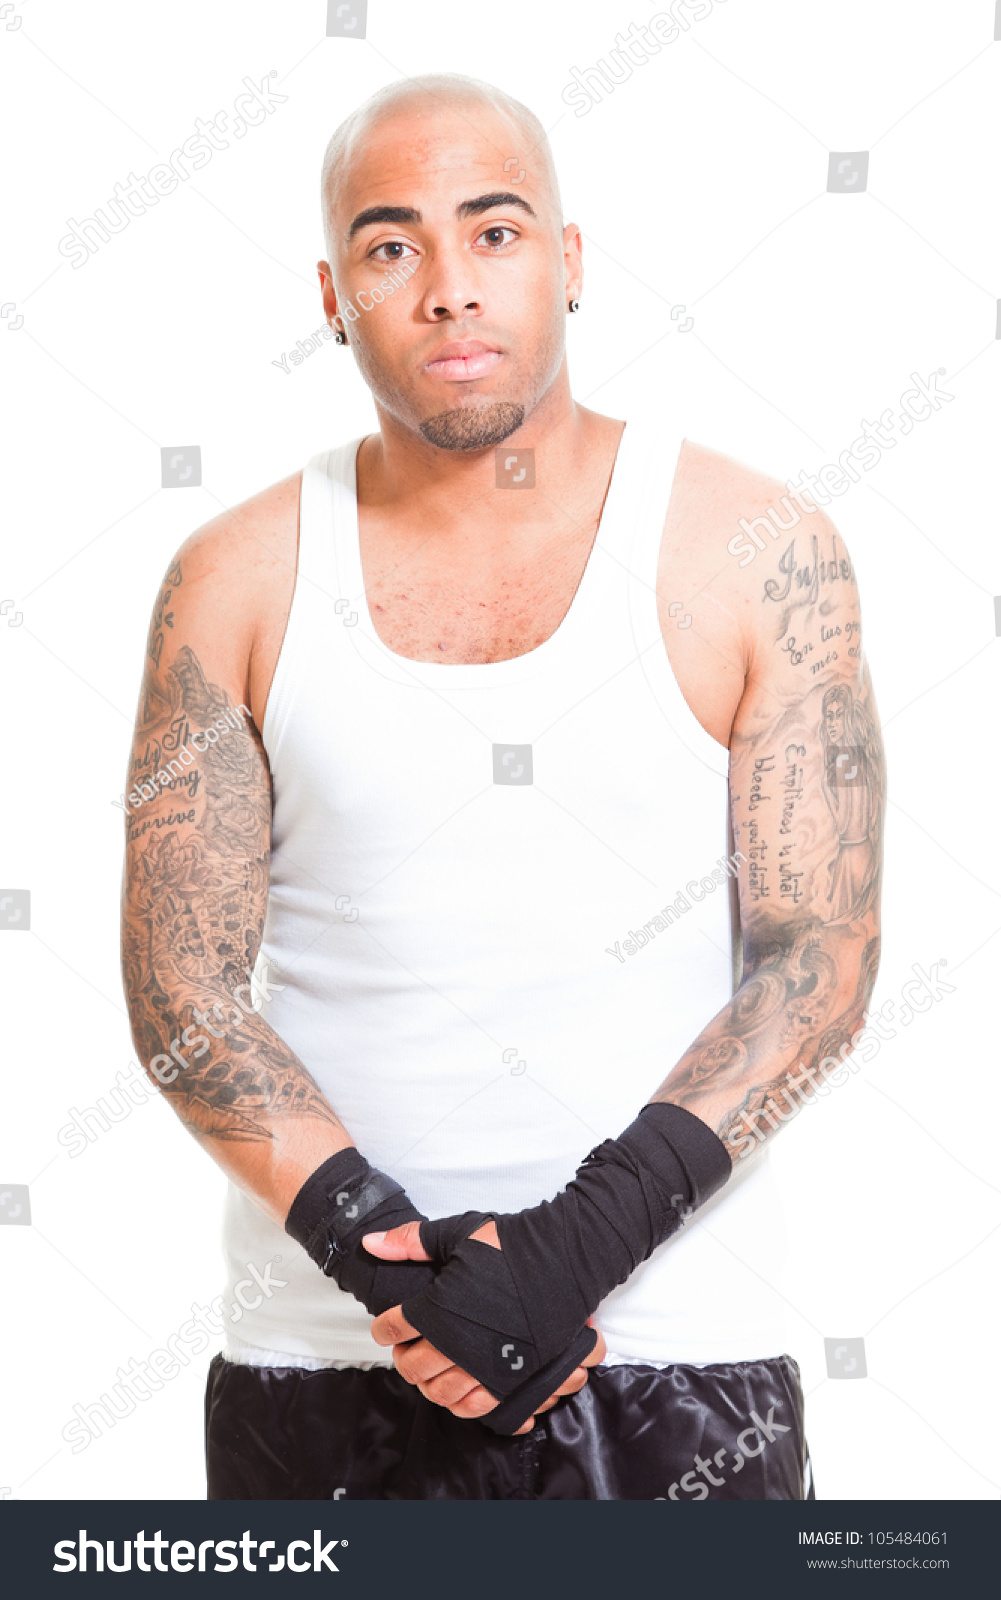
[297,441,367,603]
[612,412,686,579]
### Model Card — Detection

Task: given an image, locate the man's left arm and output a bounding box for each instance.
[653,526,885,1160]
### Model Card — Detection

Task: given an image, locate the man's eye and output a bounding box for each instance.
[477,226,518,247]
[370,241,417,262]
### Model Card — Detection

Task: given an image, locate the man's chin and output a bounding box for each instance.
[419,400,526,452]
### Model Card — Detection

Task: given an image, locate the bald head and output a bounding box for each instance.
[320,73,562,257]
[314,73,580,455]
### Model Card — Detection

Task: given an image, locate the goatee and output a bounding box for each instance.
[419,401,525,451]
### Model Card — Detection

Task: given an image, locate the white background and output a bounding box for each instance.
[1,0,998,1501]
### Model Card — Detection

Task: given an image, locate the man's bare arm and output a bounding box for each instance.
[652,517,884,1151]
[121,539,353,1224]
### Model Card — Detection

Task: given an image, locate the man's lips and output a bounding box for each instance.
[423,341,503,381]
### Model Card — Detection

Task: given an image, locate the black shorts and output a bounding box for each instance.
[205,1351,814,1501]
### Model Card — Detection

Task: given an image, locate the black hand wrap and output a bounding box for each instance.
[401,1103,732,1434]
[285,1148,435,1317]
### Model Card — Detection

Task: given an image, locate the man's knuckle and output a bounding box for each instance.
[458,1388,496,1417]
[396,1351,423,1382]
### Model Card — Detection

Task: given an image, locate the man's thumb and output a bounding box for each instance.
[362,1220,430,1261]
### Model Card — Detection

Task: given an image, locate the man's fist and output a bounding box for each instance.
[364,1220,604,1433]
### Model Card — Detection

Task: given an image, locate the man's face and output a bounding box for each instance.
[320,102,576,451]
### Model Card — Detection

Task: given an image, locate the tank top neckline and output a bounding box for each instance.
[335,419,643,688]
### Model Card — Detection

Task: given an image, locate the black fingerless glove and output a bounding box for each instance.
[285,1148,436,1317]
[402,1103,732,1433]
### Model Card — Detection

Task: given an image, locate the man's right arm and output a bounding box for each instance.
[120,526,355,1223]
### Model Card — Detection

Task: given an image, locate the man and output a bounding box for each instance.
[121,72,884,1500]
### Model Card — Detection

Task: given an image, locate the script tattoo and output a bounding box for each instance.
[145,557,182,669]
[762,533,855,639]
[122,564,341,1144]
[655,557,885,1158]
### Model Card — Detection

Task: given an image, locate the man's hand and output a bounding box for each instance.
[365,1220,606,1435]
[364,1108,728,1435]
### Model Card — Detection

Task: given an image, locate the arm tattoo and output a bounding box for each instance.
[122,562,341,1145]
[655,542,885,1158]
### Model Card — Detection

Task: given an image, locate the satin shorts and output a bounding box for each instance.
[205,1352,813,1500]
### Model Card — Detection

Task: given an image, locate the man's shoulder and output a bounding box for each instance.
[173,470,302,597]
[650,438,860,743]
[672,439,837,554]
[669,437,852,624]
[145,472,302,726]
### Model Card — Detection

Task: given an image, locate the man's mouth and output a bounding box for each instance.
[423,340,503,381]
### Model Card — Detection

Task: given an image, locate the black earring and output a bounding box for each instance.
[568,298,580,313]
[334,326,347,345]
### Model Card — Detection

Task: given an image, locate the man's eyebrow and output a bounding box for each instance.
[455,191,537,221]
[346,191,537,241]
[347,205,421,241]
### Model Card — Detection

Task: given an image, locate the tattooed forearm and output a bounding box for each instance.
[653,536,885,1161]
[122,562,342,1149]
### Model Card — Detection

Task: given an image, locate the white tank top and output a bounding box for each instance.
[222,414,789,1369]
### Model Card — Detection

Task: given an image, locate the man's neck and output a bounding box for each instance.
[357,387,620,542]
